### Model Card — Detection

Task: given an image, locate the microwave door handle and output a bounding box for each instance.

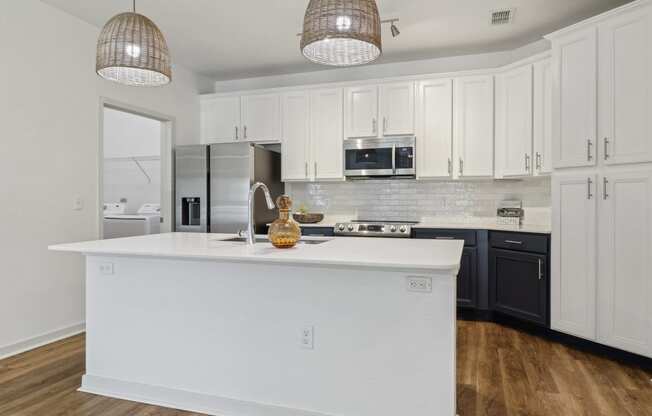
[392,144,396,174]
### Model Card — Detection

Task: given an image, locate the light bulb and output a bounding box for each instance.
[125,44,141,58]
[336,15,352,31]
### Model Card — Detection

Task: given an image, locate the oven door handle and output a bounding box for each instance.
[392,144,396,174]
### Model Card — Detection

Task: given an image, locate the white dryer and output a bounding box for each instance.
[103,203,161,239]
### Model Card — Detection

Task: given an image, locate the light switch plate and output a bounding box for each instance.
[407,276,432,293]
[72,196,83,211]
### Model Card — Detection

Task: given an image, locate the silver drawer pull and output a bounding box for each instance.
[505,240,523,245]
[435,236,456,240]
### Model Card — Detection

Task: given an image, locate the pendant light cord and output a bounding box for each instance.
[132,0,136,13]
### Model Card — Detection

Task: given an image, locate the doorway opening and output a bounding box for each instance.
[99,100,174,239]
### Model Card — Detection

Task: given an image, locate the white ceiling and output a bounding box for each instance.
[42,0,632,80]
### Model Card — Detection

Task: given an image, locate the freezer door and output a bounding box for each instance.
[210,143,253,233]
[175,145,209,232]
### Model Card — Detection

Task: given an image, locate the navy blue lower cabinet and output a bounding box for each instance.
[300,227,335,237]
[457,247,478,308]
[489,248,548,326]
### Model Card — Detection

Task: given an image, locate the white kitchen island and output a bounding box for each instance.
[50,232,463,416]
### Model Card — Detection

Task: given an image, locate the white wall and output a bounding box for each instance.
[103,108,161,159]
[213,39,550,92]
[0,0,210,358]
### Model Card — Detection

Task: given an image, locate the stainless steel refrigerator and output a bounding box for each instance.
[174,143,283,234]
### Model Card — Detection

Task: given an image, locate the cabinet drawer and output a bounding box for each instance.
[413,229,477,246]
[490,232,548,254]
[301,227,335,237]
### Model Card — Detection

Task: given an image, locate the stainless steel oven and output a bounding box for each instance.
[343,136,416,179]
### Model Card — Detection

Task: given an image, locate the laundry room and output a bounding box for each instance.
[102,107,162,239]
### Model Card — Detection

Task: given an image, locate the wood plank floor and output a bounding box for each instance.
[1,321,651,416]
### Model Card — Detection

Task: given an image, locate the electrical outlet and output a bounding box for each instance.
[98,262,114,275]
[300,326,314,349]
[407,276,432,293]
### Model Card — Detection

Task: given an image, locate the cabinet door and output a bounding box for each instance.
[457,247,478,308]
[281,91,311,181]
[490,249,548,325]
[495,65,533,178]
[379,82,415,136]
[551,27,597,168]
[551,173,597,340]
[599,9,652,166]
[200,96,240,143]
[454,75,494,177]
[241,93,281,142]
[311,88,344,181]
[598,169,652,358]
[533,58,553,175]
[344,85,378,138]
[416,79,453,179]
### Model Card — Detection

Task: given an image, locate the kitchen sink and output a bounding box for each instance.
[217,237,331,245]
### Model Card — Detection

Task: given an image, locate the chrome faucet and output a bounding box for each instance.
[246,182,275,246]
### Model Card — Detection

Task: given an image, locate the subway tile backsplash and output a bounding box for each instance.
[287,177,551,222]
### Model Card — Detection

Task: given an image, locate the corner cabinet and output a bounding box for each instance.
[344,82,415,139]
[416,79,454,179]
[453,75,494,178]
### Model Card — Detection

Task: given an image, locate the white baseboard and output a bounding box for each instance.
[80,375,333,416]
[0,322,86,360]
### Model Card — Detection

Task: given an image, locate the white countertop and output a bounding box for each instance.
[49,232,464,274]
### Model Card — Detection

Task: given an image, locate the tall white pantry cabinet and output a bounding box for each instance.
[549,0,652,358]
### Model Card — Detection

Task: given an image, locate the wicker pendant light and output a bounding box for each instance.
[96,0,171,86]
[300,0,382,66]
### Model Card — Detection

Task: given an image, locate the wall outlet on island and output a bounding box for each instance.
[98,262,114,275]
[407,276,432,293]
[301,326,314,350]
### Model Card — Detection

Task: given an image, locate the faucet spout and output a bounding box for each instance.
[247,182,276,246]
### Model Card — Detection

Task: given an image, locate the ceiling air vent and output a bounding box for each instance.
[491,8,515,25]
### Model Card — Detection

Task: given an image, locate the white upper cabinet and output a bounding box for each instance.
[552,173,597,341]
[533,58,553,175]
[416,79,453,179]
[281,91,311,181]
[453,75,494,178]
[200,95,241,143]
[311,88,344,181]
[379,82,415,136]
[241,93,281,142]
[495,65,534,178]
[599,8,652,166]
[598,168,652,358]
[550,27,598,168]
[344,86,378,138]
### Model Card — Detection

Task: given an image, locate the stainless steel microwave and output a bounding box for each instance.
[344,136,416,179]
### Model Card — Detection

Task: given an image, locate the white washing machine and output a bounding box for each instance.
[103,203,161,239]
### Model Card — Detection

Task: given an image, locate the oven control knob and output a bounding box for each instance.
[338,224,345,231]
[399,226,407,233]
[347,225,354,231]
[390,225,397,232]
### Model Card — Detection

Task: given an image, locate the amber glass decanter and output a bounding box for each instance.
[268,195,302,248]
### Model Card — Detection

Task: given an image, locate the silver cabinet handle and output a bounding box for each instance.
[372,118,377,135]
[235,126,239,140]
[587,177,593,200]
[603,177,609,200]
[505,240,523,245]
[538,258,543,280]
[525,154,530,172]
[305,162,308,178]
[447,158,452,175]
[243,126,247,140]
[383,117,387,133]
[587,139,593,161]
[436,236,455,240]
[535,152,541,171]
[314,162,318,178]
[391,144,396,174]
[459,158,464,176]
[604,138,610,160]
